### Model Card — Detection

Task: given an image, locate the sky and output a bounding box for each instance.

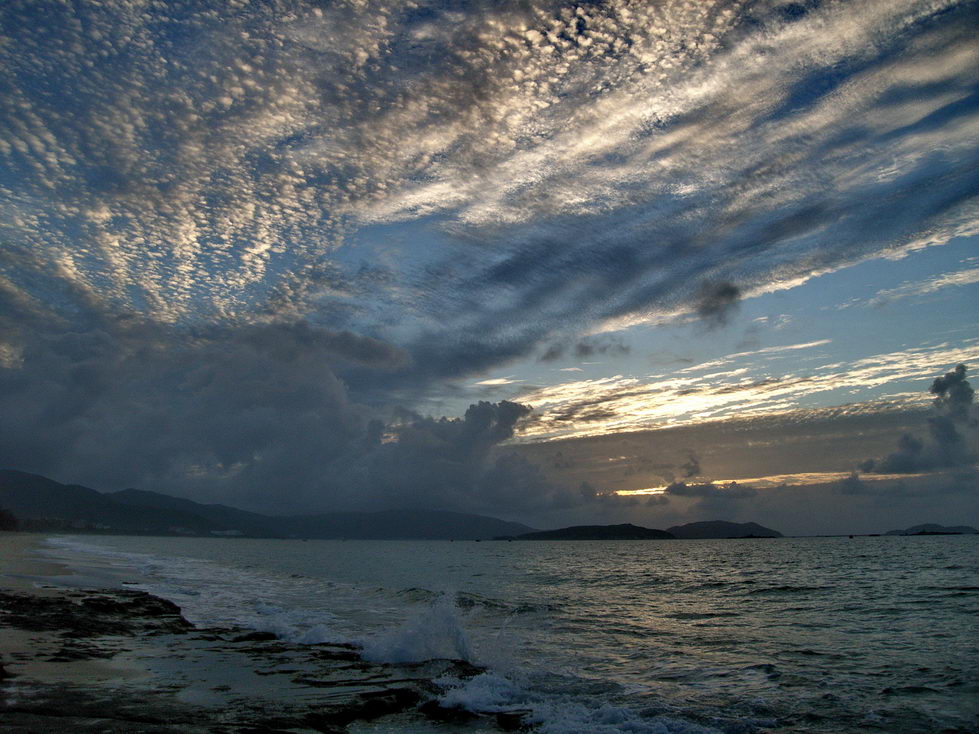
[1,0,977,534]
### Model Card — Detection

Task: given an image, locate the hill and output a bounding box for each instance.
[884,523,978,536]
[504,523,674,540]
[0,469,535,540]
[0,470,226,535]
[107,488,281,536]
[667,520,782,539]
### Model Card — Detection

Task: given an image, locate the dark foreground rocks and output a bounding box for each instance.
[0,587,526,733]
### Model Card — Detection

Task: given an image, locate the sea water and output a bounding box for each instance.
[38,534,978,733]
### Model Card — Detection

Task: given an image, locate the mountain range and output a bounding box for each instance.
[1,469,791,541]
[0,469,534,540]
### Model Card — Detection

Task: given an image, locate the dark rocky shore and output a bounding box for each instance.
[0,585,523,733]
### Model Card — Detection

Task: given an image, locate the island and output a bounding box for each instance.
[666,521,783,539]
[499,523,674,540]
[884,523,978,536]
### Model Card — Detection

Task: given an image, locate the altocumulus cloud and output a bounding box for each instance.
[1,0,978,510]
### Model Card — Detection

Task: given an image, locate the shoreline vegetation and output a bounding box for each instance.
[0,533,522,733]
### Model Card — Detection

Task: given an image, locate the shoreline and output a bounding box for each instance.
[0,533,503,733]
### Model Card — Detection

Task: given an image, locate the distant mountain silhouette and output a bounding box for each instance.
[884,523,978,536]
[0,470,222,535]
[667,520,782,539]
[504,523,674,540]
[277,509,534,540]
[0,469,534,540]
[108,488,280,536]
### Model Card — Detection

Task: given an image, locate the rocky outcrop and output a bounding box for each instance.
[0,585,521,732]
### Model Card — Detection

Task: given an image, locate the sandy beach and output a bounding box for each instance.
[0,534,499,733]
[0,534,72,592]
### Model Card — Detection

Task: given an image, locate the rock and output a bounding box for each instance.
[303,687,422,728]
[497,709,533,731]
[1,585,488,732]
[417,699,477,723]
[232,631,279,642]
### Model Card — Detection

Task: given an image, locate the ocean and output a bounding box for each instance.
[39,534,978,733]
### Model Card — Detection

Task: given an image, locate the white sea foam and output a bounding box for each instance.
[437,672,522,711]
[434,672,728,734]
[41,536,344,644]
[360,593,473,663]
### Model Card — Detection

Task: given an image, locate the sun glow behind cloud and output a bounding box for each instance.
[615,470,936,496]
[517,339,979,440]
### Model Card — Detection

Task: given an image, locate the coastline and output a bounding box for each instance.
[0,533,72,592]
[0,533,496,733]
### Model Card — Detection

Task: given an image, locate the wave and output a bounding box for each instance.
[360,594,473,664]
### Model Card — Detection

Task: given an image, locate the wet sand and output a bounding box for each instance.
[0,533,505,733]
[0,533,70,591]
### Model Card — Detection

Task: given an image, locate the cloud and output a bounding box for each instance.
[0,321,365,510]
[0,0,976,378]
[338,400,566,513]
[2,0,979,517]
[694,281,741,328]
[660,479,759,519]
[930,362,976,424]
[0,294,603,515]
[539,335,631,363]
[664,481,757,500]
[680,452,701,479]
[518,340,979,440]
[860,364,977,474]
[862,264,979,307]
[473,376,524,387]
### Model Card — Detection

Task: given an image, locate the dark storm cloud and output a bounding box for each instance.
[335,400,586,514]
[931,363,976,424]
[0,286,595,514]
[0,313,380,509]
[860,364,977,475]
[661,479,759,520]
[834,469,977,498]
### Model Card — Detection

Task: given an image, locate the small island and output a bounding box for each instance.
[499,523,674,540]
[884,523,978,536]
[498,520,786,541]
[666,521,782,539]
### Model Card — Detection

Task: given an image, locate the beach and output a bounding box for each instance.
[0,534,496,733]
